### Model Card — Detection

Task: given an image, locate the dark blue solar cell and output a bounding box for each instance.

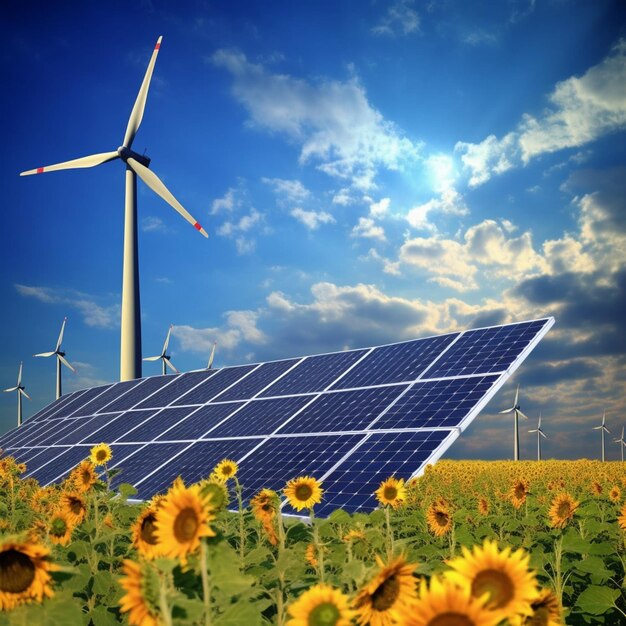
[22,446,71,479]
[110,442,189,490]
[26,445,91,485]
[27,419,86,447]
[259,350,369,397]
[26,391,82,422]
[371,376,499,430]
[134,438,261,499]
[213,359,301,401]
[315,430,451,515]
[72,379,145,416]
[59,385,116,418]
[277,386,407,435]
[0,419,52,449]
[42,389,90,420]
[332,334,459,390]
[207,396,313,438]
[237,434,364,503]
[117,407,197,442]
[427,320,549,378]
[4,447,50,465]
[79,410,159,444]
[173,365,259,406]
[103,376,176,412]
[156,403,244,441]
[55,414,120,445]
[134,370,219,409]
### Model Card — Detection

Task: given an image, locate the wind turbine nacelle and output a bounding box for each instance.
[118,147,151,168]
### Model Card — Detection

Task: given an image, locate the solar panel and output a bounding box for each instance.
[0,317,554,515]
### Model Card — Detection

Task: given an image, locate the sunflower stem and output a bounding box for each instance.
[276,505,286,626]
[158,572,174,626]
[200,539,212,626]
[310,508,325,583]
[384,505,394,560]
[234,477,246,560]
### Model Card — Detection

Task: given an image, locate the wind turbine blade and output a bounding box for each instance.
[20,151,119,176]
[3,387,18,393]
[56,317,67,351]
[514,385,520,406]
[17,362,23,386]
[498,407,514,414]
[517,410,530,420]
[528,429,538,433]
[33,352,55,358]
[539,430,547,438]
[126,158,208,237]
[163,325,173,354]
[123,36,163,148]
[164,358,178,373]
[207,342,217,369]
[19,389,31,400]
[58,354,75,372]
[143,355,162,362]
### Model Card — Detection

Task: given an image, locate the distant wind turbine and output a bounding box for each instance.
[20,36,208,382]
[614,426,625,463]
[207,341,217,369]
[143,325,178,375]
[3,362,31,426]
[593,411,611,462]
[34,317,75,399]
[499,385,529,461]
[528,413,547,461]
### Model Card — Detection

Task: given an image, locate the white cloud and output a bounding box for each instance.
[15,284,119,329]
[217,208,264,254]
[211,188,237,214]
[332,188,356,206]
[361,248,401,276]
[212,49,421,190]
[290,208,335,230]
[141,216,167,232]
[63,361,111,393]
[262,178,310,203]
[351,217,386,241]
[369,197,390,218]
[372,0,420,37]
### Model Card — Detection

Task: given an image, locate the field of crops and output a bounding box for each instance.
[0,448,625,626]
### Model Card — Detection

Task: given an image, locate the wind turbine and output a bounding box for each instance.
[207,341,217,369]
[20,36,208,382]
[614,426,626,463]
[3,362,31,426]
[528,413,547,461]
[498,385,529,461]
[593,411,611,462]
[143,325,178,376]
[33,317,75,399]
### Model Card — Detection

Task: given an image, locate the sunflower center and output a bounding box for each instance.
[556,502,571,517]
[514,484,526,498]
[141,513,158,545]
[428,612,474,626]
[471,569,514,609]
[435,511,449,526]
[174,507,199,542]
[0,549,36,594]
[371,574,400,611]
[221,466,233,476]
[81,470,92,484]
[295,484,313,501]
[69,498,83,515]
[308,601,340,626]
[96,450,107,461]
[51,517,68,536]
[383,486,398,500]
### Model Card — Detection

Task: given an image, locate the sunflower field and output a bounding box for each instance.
[0,448,625,626]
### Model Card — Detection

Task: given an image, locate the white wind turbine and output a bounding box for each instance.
[20,36,207,382]
[528,413,547,461]
[207,341,217,369]
[33,317,75,400]
[614,426,626,463]
[593,411,611,462]
[3,362,31,427]
[498,385,529,461]
[143,325,178,376]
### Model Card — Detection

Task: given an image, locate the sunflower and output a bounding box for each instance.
[477,497,490,516]
[392,575,503,626]
[284,476,323,512]
[200,479,229,511]
[510,480,530,509]
[71,460,99,493]
[60,491,87,526]
[426,500,453,537]
[90,443,112,466]
[375,477,407,509]
[131,507,161,560]
[287,583,355,626]
[119,559,161,626]
[590,481,603,496]
[618,502,626,531]
[250,488,280,545]
[103,514,114,529]
[445,539,539,624]
[343,529,367,543]
[354,555,418,626]
[609,485,621,503]
[523,588,562,626]
[548,493,579,529]
[154,481,215,562]
[0,539,56,611]
[212,459,238,482]
[48,510,73,546]
[305,543,319,568]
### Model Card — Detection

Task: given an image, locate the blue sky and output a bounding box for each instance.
[1,0,625,461]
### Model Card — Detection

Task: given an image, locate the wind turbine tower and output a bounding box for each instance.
[34,317,75,399]
[3,362,31,426]
[20,36,208,382]
[499,385,529,461]
[528,413,547,461]
[614,426,625,463]
[143,325,178,376]
[593,412,611,462]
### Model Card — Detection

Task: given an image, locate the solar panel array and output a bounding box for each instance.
[0,317,553,515]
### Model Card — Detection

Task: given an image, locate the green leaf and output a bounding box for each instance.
[117,483,138,498]
[575,585,621,615]
[574,556,614,582]
[214,602,264,626]
[92,569,116,596]
[89,605,121,626]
